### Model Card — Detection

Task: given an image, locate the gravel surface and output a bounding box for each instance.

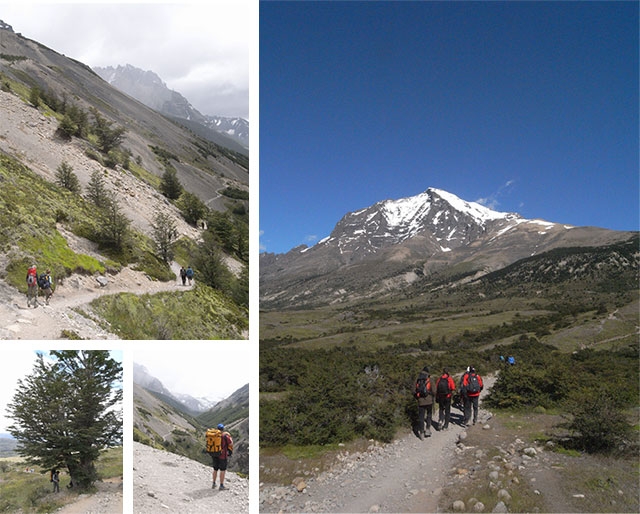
[133,441,249,513]
[260,379,496,513]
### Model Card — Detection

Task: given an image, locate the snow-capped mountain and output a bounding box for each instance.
[93,64,248,150]
[133,363,216,414]
[260,187,634,309]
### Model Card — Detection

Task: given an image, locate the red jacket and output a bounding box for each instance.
[462,372,484,398]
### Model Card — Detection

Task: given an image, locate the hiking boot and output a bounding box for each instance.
[419,432,424,440]
[425,429,431,437]
[219,484,226,490]
[212,481,216,489]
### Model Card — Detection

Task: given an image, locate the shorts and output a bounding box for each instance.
[211,454,228,471]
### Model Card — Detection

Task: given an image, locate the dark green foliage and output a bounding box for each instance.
[29,85,40,107]
[160,167,183,200]
[58,104,89,139]
[177,191,207,226]
[150,145,180,164]
[221,187,249,200]
[86,170,109,208]
[193,230,234,291]
[90,108,126,154]
[151,212,177,263]
[562,389,634,454]
[7,351,122,490]
[54,161,80,193]
[96,195,130,250]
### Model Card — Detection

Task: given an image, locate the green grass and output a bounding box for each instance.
[90,283,248,339]
[0,446,121,513]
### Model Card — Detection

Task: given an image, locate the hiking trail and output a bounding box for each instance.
[259,377,496,513]
[133,441,249,513]
[54,477,123,514]
[0,261,192,340]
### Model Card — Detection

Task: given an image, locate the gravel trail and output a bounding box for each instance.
[260,378,495,513]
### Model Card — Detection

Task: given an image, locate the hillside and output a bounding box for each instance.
[0,23,248,339]
[134,380,249,475]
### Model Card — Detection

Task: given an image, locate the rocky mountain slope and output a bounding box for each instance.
[260,188,636,309]
[0,23,247,210]
[134,441,249,513]
[94,64,249,150]
[0,21,248,339]
[134,371,249,475]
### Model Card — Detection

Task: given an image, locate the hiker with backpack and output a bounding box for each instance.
[51,468,60,493]
[206,423,233,490]
[186,265,194,285]
[435,368,456,430]
[414,366,435,439]
[38,269,53,305]
[461,366,484,426]
[26,264,38,307]
[180,266,187,286]
[459,366,471,423]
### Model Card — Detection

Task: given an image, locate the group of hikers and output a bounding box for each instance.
[414,366,484,439]
[26,264,53,307]
[179,265,195,286]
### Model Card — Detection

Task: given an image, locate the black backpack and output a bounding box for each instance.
[37,273,49,289]
[415,376,428,398]
[437,375,450,397]
[467,373,480,394]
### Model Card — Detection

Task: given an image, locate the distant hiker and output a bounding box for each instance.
[38,269,53,305]
[507,356,516,366]
[414,366,435,439]
[206,423,234,490]
[26,264,38,307]
[180,266,187,286]
[459,366,471,424]
[499,355,505,364]
[461,366,484,426]
[186,265,194,285]
[51,469,60,493]
[435,368,456,430]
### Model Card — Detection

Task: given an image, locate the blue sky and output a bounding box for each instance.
[259,1,638,254]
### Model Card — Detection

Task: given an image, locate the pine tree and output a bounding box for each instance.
[160,167,183,200]
[55,161,80,193]
[7,351,122,490]
[151,211,178,263]
[86,170,109,208]
[98,194,130,249]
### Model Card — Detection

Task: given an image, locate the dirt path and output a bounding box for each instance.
[55,477,123,514]
[260,378,496,513]
[133,441,249,513]
[0,261,192,340]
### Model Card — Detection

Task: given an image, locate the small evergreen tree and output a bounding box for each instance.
[90,107,126,154]
[7,351,122,490]
[151,211,178,263]
[177,191,207,225]
[55,161,80,193]
[98,194,130,249]
[29,86,40,107]
[160,167,183,200]
[86,170,109,208]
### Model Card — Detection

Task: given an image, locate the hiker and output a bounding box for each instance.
[507,356,516,366]
[180,266,187,286]
[459,366,471,424]
[461,366,484,426]
[207,423,233,490]
[51,469,60,493]
[186,265,194,285]
[435,368,456,430]
[39,269,53,305]
[414,366,435,439]
[26,264,38,307]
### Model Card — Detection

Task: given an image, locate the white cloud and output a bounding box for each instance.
[134,341,251,402]
[1,2,249,118]
[476,179,516,211]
